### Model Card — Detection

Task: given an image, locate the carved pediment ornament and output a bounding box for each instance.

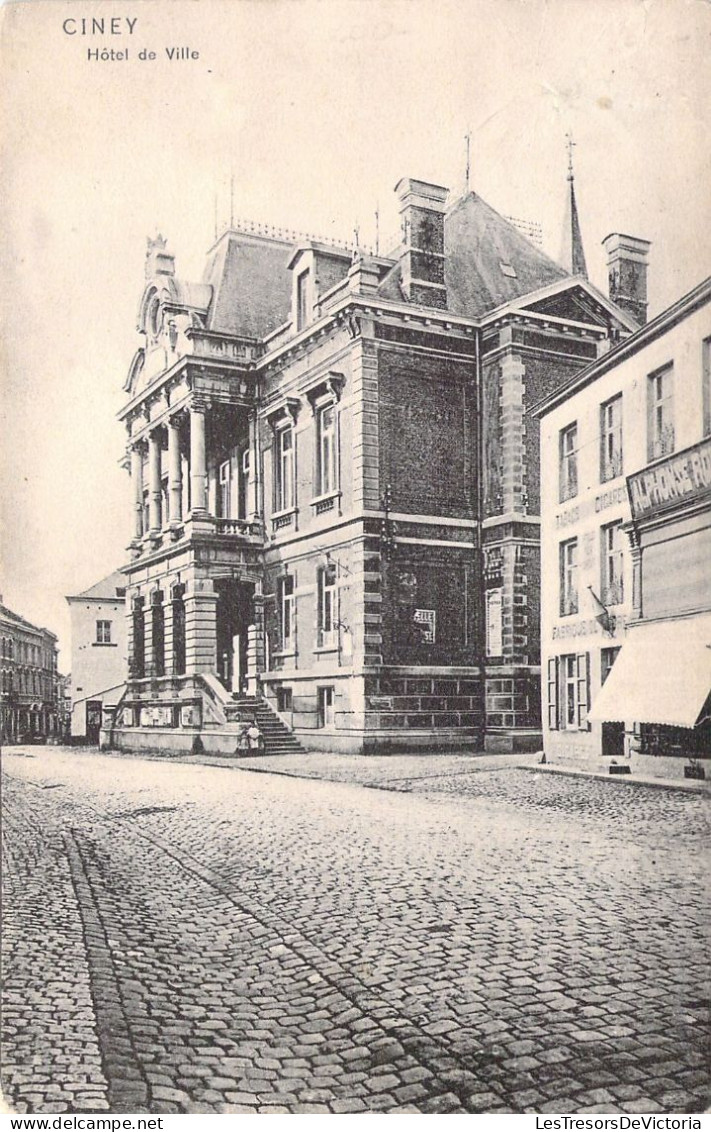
[266,397,301,429]
[305,372,345,408]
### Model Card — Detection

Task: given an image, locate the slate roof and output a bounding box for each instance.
[69,570,126,602]
[203,231,294,338]
[444,192,570,317]
[0,604,57,638]
[380,190,569,318]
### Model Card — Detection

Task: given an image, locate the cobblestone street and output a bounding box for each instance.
[2,747,709,1115]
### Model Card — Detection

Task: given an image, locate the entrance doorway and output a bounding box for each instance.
[215,579,253,694]
[86,700,102,745]
[602,721,625,759]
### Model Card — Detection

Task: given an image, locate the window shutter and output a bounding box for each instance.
[576,652,590,730]
[547,657,559,730]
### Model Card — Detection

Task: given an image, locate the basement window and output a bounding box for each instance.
[499,262,517,278]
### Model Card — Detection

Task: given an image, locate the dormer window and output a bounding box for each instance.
[296,270,310,331]
[499,262,517,279]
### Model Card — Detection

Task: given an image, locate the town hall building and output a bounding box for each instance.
[108,171,640,755]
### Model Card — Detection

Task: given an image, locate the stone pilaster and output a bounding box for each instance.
[350,326,380,513]
[184,579,217,675]
[500,349,526,516]
[246,581,265,695]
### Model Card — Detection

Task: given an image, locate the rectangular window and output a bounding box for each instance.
[601,521,625,606]
[316,402,337,496]
[600,394,623,482]
[218,460,231,518]
[559,423,578,502]
[317,564,337,648]
[601,646,620,685]
[296,270,309,331]
[703,337,711,438]
[318,686,335,728]
[274,426,295,512]
[647,364,674,460]
[96,620,112,644]
[558,652,590,730]
[278,574,295,651]
[559,538,578,616]
[240,448,251,519]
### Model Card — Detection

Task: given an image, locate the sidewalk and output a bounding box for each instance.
[71,742,711,795]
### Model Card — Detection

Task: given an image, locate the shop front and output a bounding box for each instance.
[588,436,711,776]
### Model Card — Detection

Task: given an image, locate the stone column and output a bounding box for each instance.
[168,418,183,523]
[148,430,162,533]
[130,445,143,539]
[190,403,208,515]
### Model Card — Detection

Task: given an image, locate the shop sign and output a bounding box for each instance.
[628,436,711,520]
[414,608,436,643]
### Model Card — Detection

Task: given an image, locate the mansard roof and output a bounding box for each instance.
[202,230,293,338]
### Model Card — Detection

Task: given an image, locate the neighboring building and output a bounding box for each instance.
[66,571,127,743]
[534,276,711,775]
[112,172,637,756]
[0,599,60,743]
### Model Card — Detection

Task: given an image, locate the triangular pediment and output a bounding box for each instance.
[517,279,637,332]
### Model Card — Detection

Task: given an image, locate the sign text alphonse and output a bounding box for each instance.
[627,436,711,520]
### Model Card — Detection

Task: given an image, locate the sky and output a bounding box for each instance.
[1,0,710,669]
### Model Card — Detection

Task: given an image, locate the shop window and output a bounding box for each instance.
[96,620,112,645]
[559,538,579,616]
[278,574,295,651]
[647,363,674,460]
[274,425,295,512]
[318,686,335,728]
[317,564,337,648]
[316,402,337,496]
[559,423,578,502]
[601,522,625,606]
[600,394,623,482]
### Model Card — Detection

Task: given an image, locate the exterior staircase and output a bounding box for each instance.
[227,694,304,756]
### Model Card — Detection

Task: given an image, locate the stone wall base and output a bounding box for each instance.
[298,727,483,755]
[484,729,542,754]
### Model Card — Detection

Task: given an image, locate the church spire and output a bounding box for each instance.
[561,132,588,278]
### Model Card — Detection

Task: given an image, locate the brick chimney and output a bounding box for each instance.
[602,233,651,326]
[395,178,449,309]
